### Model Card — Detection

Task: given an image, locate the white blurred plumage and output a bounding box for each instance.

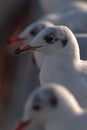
[39,0,87,14]
[41,1,87,33]
[17,83,87,130]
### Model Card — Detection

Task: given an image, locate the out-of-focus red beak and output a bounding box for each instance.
[14,44,42,55]
[5,36,25,55]
[7,36,25,44]
[16,120,31,130]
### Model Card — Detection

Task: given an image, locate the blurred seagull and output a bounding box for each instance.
[19,21,54,68]
[16,83,87,130]
[39,0,87,14]
[41,1,87,33]
[14,26,87,109]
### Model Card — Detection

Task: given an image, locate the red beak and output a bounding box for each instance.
[16,120,31,130]
[6,36,25,44]
[14,44,42,55]
[6,36,25,45]
[6,36,42,55]
[5,36,25,55]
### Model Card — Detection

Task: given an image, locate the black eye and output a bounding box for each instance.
[30,30,37,36]
[32,104,41,111]
[44,35,56,44]
[61,39,68,47]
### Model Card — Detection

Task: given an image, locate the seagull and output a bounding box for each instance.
[14,25,87,109]
[19,21,54,68]
[15,83,87,130]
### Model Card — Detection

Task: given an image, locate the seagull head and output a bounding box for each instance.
[14,25,80,58]
[30,25,79,54]
[9,21,53,55]
[15,83,82,130]
[19,20,54,42]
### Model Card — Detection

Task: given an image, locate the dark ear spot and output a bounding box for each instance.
[32,104,41,111]
[49,96,58,107]
[61,39,68,47]
[30,30,37,36]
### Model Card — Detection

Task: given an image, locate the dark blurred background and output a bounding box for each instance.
[0,0,43,129]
